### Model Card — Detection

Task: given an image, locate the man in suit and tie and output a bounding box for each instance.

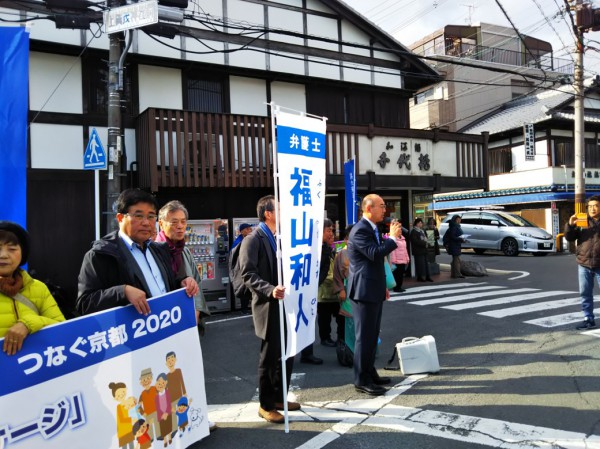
[76,188,198,316]
[347,194,401,396]
[238,195,300,423]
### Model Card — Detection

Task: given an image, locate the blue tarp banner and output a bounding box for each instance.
[0,27,29,226]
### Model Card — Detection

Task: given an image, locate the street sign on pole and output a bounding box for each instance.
[104,0,158,34]
[84,128,107,170]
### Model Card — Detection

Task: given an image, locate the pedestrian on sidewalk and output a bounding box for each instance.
[410,218,433,282]
[390,219,409,292]
[444,215,465,279]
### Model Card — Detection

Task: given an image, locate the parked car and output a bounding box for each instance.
[438,210,554,256]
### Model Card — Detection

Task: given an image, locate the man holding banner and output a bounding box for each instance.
[77,189,198,316]
[238,195,299,424]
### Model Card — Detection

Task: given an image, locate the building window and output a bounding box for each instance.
[555,139,600,168]
[83,52,137,117]
[488,147,512,174]
[307,85,407,128]
[554,139,574,167]
[184,72,227,113]
[586,139,600,168]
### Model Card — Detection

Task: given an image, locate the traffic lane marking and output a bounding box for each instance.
[364,405,600,448]
[391,285,503,302]
[444,290,573,311]
[410,288,537,306]
[480,296,600,318]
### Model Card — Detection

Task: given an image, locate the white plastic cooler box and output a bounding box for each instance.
[396,335,440,375]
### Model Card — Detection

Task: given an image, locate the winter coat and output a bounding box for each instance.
[77,231,183,315]
[445,221,464,256]
[390,235,410,265]
[410,227,428,256]
[1,270,65,337]
[565,217,600,268]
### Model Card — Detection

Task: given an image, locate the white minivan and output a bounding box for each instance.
[438,210,554,256]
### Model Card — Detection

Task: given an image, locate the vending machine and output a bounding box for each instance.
[230,217,260,310]
[186,219,230,313]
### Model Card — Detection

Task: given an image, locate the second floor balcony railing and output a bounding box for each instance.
[417,42,574,75]
[136,108,488,191]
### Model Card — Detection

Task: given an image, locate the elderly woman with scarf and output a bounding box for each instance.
[0,221,65,355]
[156,201,210,331]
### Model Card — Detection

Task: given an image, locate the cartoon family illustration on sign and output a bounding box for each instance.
[108,351,197,449]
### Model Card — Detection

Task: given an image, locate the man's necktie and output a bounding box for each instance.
[374,227,380,244]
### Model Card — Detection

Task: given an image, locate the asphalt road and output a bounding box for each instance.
[191,251,600,449]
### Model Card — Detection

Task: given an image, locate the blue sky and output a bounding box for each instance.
[341,0,600,77]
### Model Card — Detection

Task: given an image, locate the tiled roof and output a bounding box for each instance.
[462,86,575,134]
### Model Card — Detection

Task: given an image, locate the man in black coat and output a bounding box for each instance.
[77,189,198,316]
[238,195,299,423]
[347,194,401,396]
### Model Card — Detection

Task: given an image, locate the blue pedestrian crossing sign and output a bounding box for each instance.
[83,128,107,170]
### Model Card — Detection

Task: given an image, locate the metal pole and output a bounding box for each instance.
[574,1,586,214]
[105,0,125,234]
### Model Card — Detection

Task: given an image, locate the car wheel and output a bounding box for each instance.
[473,248,486,255]
[501,238,519,256]
[532,252,548,257]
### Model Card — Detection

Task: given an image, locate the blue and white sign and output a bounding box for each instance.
[83,128,106,170]
[0,290,209,449]
[344,159,357,225]
[275,110,327,358]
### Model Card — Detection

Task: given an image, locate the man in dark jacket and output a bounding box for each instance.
[238,195,299,423]
[77,189,198,316]
[565,195,600,330]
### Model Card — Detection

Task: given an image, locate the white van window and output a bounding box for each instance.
[496,212,535,227]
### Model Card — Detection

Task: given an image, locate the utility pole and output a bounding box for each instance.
[573,0,586,215]
[106,0,125,234]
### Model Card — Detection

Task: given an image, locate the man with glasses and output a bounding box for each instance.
[77,189,198,316]
[565,195,600,330]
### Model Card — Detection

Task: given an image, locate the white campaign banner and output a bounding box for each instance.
[0,289,209,449]
[275,110,327,358]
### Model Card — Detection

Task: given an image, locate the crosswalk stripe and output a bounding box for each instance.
[392,285,504,302]
[389,282,487,297]
[444,290,572,311]
[524,312,583,328]
[479,296,590,318]
[409,288,536,306]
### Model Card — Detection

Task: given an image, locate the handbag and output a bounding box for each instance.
[384,258,396,289]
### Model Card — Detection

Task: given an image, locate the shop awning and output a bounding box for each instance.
[429,191,573,211]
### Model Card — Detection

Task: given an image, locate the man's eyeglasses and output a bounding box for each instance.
[125,213,158,222]
[167,219,187,226]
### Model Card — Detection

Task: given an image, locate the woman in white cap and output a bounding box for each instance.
[0,221,65,355]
